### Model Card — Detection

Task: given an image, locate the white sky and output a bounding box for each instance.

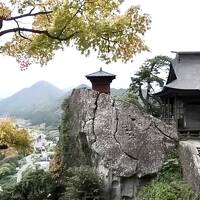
[1,0,200,98]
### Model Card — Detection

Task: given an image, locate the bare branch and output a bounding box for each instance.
[5,10,53,21]
[14,19,32,41]
[0,18,3,30]
[0,26,78,41]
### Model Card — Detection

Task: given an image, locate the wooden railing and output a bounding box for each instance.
[178,129,200,139]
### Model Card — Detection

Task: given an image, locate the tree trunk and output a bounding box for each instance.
[146,81,151,113]
[138,85,147,110]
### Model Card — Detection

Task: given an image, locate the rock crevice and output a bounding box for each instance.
[154,122,178,142]
[113,105,138,162]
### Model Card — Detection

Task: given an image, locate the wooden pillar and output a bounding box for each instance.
[174,96,176,120]
[163,98,166,120]
[167,97,170,121]
[174,96,178,129]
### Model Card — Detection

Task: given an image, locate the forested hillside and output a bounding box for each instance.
[0,81,65,125]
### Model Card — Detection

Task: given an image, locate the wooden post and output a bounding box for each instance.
[167,97,170,121]
[174,96,177,120]
[163,98,166,120]
[174,96,178,129]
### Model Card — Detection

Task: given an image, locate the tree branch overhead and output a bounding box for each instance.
[0,0,151,67]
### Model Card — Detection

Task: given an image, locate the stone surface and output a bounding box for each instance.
[179,140,200,197]
[61,89,178,199]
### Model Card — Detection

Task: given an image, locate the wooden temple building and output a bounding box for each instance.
[86,68,116,94]
[156,51,200,138]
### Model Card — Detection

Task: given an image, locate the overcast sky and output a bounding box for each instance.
[1,0,200,98]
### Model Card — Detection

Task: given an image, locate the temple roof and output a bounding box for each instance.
[165,52,200,90]
[86,67,116,78]
[171,51,200,55]
[156,52,200,97]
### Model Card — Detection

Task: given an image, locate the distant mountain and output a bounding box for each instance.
[64,84,90,96]
[0,81,65,125]
[111,88,127,97]
[76,84,90,89]
[0,81,127,126]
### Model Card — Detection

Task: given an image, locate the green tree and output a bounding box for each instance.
[114,90,142,109]
[138,181,197,200]
[0,169,56,200]
[138,155,198,200]
[0,1,151,68]
[130,55,171,117]
[16,170,54,200]
[62,166,104,200]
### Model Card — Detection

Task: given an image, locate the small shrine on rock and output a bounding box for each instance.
[86,68,116,94]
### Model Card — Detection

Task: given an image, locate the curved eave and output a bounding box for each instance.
[155,87,200,97]
[86,75,116,80]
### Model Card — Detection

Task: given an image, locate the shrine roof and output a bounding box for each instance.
[86,68,116,78]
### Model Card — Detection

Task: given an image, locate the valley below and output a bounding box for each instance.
[0,118,59,191]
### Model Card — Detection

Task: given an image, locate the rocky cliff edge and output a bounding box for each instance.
[59,89,178,199]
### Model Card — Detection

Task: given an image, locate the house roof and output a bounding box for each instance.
[86,67,116,78]
[165,52,200,90]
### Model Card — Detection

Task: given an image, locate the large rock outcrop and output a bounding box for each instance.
[59,89,178,199]
[179,140,200,197]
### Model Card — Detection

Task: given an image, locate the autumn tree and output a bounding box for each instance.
[0,119,32,155]
[130,55,172,117]
[0,0,151,69]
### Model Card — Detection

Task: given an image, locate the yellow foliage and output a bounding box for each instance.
[0,3,11,19]
[0,119,33,155]
[1,0,151,67]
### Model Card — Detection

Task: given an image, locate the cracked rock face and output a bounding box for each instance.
[61,89,177,199]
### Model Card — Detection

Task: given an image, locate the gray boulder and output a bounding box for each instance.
[179,140,200,197]
[60,89,177,199]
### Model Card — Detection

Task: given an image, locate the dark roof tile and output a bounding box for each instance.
[86,67,116,78]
